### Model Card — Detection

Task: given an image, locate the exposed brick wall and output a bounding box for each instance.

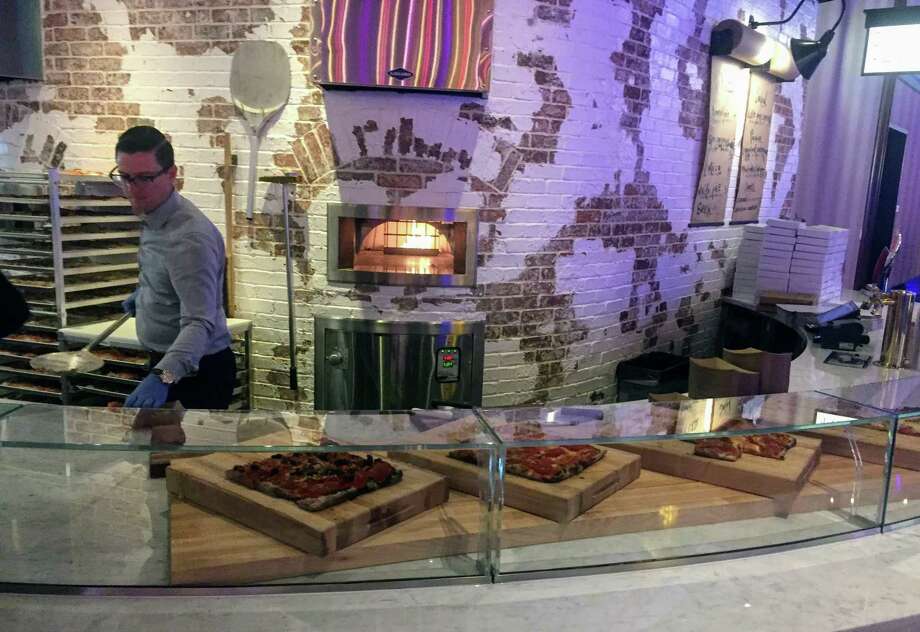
[0,0,814,411]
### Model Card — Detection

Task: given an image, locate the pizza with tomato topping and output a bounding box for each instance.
[863,419,920,437]
[450,444,605,483]
[692,419,798,461]
[226,452,403,511]
[693,437,744,461]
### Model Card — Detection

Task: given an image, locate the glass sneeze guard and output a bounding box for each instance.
[0,404,498,588]
[819,376,920,528]
[475,391,897,578]
[0,388,905,590]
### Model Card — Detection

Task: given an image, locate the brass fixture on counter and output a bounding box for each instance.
[877,289,916,369]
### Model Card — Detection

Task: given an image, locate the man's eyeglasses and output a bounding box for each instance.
[109,165,170,187]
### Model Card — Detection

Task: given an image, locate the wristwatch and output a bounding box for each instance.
[153,367,178,385]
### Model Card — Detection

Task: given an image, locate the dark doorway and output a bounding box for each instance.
[855,126,908,289]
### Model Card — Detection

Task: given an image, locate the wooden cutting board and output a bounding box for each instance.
[615,436,821,499]
[170,454,917,585]
[802,425,920,471]
[165,451,449,557]
[389,447,640,523]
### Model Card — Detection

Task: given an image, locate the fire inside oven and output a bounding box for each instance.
[344,219,461,276]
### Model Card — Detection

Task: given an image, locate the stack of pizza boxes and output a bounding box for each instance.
[732,224,766,303]
[756,218,800,295]
[787,225,848,303]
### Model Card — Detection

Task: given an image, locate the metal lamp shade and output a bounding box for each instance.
[791,32,833,79]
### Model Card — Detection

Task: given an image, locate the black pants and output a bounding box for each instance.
[149,347,236,410]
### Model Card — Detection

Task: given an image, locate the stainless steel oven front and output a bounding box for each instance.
[314,316,485,411]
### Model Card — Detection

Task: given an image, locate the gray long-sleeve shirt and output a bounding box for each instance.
[136,190,231,380]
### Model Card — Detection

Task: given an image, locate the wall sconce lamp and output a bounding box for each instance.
[749,0,847,80]
[862,5,920,75]
[710,19,799,81]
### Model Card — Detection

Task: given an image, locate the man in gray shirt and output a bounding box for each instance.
[113,126,235,410]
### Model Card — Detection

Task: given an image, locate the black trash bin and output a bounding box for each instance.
[615,352,689,402]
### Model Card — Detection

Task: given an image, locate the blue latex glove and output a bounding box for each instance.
[125,373,169,409]
[122,291,137,316]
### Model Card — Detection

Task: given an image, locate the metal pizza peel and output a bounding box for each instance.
[230,40,292,221]
[30,312,132,375]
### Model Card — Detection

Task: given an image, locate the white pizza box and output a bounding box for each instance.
[795,237,848,250]
[794,242,848,255]
[764,240,796,252]
[767,218,803,230]
[762,246,794,257]
[758,277,789,292]
[790,268,843,281]
[764,237,797,248]
[796,234,848,248]
[757,266,790,276]
[740,231,766,241]
[797,225,848,240]
[757,273,790,285]
[792,249,846,262]
[737,249,763,259]
[735,266,760,277]
[791,259,844,271]
[765,227,798,239]
[760,260,793,274]
[743,224,768,234]
[789,270,842,284]
[760,249,794,262]
[789,277,841,292]
[738,243,764,255]
[791,254,845,266]
[791,272,842,286]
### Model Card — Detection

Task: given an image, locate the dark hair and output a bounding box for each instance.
[115,125,175,169]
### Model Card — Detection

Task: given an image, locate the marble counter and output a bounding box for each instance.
[789,322,917,392]
[723,294,919,393]
[5,524,920,631]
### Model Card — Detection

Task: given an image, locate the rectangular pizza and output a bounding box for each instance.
[693,419,797,461]
[226,452,403,511]
[863,419,920,436]
[450,439,605,483]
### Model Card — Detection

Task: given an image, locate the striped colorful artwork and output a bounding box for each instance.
[311,0,493,94]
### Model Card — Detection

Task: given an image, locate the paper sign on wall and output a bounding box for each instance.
[691,58,750,225]
[732,71,775,223]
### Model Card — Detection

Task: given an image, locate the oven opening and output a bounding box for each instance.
[341,219,466,276]
[329,203,477,286]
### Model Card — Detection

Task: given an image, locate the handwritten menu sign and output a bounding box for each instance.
[691,58,750,225]
[732,72,775,223]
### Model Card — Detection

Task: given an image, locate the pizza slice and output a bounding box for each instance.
[505,445,605,483]
[741,434,791,460]
[693,437,743,461]
[448,443,605,483]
